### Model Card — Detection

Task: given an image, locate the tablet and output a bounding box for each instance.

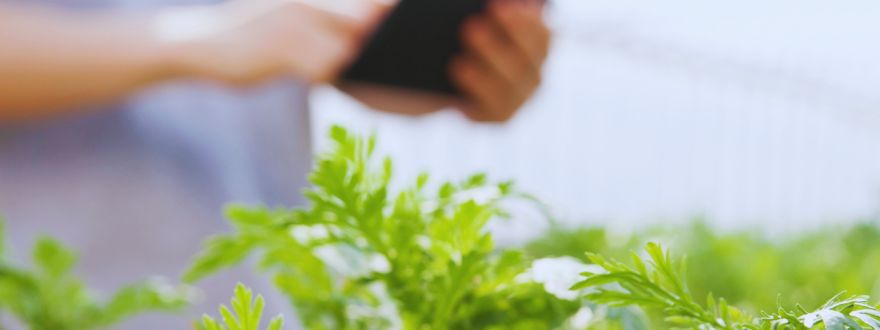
[341,0,488,96]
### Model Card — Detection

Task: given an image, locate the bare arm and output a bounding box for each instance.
[0,6,178,120]
[0,0,387,122]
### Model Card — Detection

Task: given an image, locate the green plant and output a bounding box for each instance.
[526,221,880,315]
[572,243,880,329]
[184,126,578,329]
[199,283,284,330]
[0,221,195,329]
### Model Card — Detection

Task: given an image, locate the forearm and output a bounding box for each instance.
[0,5,181,121]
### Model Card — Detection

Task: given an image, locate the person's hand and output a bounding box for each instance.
[160,0,390,85]
[451,0,551,122]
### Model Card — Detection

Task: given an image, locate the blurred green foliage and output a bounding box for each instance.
[185,126,579,330]
[4,125,878,329]
[186,125,880,329]
[573,243,880,329]
[526,221,880,321]
[0,221,194,329]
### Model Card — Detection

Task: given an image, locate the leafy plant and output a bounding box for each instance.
[184,126,578,329]
[526,221,880,315]
[572,242,880,329]
[762,293,880,330]
[199,283,284,330]
[0,220,195,329]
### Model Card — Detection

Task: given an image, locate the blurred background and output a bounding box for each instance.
[313,0,880,241]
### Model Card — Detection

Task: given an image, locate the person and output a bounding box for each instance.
[0,0,551,327]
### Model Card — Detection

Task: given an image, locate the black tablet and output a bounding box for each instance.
[341,0,488,96]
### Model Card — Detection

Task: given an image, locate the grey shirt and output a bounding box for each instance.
[0,74,313,327]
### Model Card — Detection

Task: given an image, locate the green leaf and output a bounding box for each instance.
[201,283,284,330]
[267,316,284,330]
[183,235,257,283]
[94,280,194,326]
[32,237,76,279]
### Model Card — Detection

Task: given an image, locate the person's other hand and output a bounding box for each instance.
[452,0,551,122]
[161,0,390,85]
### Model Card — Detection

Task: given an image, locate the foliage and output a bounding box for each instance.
[762,293,880,330]
[572,243,880,329]
[3,125,880,330]
[184,126,579,329]
[199,283,284,330]
[0,221,194,329]
[526,221,880,314]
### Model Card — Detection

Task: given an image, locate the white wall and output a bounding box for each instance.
[311,0,880,239]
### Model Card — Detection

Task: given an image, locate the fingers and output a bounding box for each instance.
[451,55,526,122]
[488,0,550,69]
[452,0,550,122]
[461,17,538,95]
